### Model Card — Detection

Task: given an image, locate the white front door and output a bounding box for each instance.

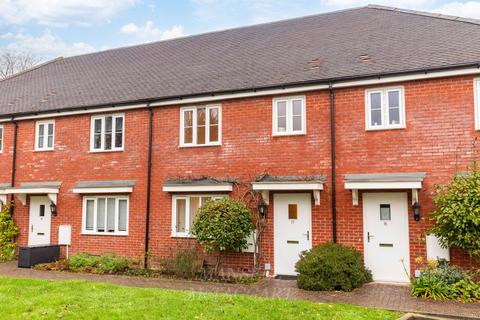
[274,193,312,275]
[28,196,52,246]
[363,192,410,283]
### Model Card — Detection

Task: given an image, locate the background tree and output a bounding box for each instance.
[430,163,480,258]
[0,51,41,79]
[191,197,254,275]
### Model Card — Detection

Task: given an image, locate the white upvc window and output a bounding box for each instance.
[90,114,124,152]
[0,125,3,153]
[35,120,55,151]
[82,196,129,235]
[365,87,405,130]
[180,105,221,147]
[272,96,306,136]
[172,195,224,237]
[475,78,480,130]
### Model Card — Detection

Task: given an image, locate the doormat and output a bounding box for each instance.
[274,275,297,280]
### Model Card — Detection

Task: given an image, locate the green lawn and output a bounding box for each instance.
[0,277,400,319]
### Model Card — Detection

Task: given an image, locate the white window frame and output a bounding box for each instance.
[35,120,55,151]
[81,196,129,236]
[90,113,125,152]
[180,105,222,147]
[171,194,225,237]
[365,86,406,131]
[0,125,3,153]
[475,78,480,130]
[272,95,306,136]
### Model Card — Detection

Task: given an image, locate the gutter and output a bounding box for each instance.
[144,106,153,268]
[1,63,480,123]
[329,83,337,243]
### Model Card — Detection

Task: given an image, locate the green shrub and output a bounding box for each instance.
[69,253,132,274]
[411,260,480,302]
[161,248,203,279]
[296,243,372,292]
[191,198,254,274]
[430,164,480,258]
[0,205,19,261]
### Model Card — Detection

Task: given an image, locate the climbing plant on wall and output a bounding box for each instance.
[0,205,19,261]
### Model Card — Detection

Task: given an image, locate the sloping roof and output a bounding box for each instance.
[73,180,136,189]
[163,177,235,186]
[344,173,426,183]
[256,175,326,183]
[1,5,480,117]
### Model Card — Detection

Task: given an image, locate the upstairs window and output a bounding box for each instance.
[366,87,405,130]
[180,105,221,147]
[90,114,124,152]
[475,79,480,130]
[82,196,129,235]
[35,120,55,151]
[273,96,306,136]
[0,125,3,153]
[172,195,224,237]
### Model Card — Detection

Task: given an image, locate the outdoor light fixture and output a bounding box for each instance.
[257,200,268,219]
[412,201,421,221]
[50,202,58,217]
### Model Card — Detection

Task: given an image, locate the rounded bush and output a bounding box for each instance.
[296,243,372,291]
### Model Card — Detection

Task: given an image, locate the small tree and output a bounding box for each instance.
[191,198,254,274]
[0,205,19,261]
[430,164,480,258]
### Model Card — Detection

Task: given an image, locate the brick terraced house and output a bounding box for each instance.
[0,5,480,282]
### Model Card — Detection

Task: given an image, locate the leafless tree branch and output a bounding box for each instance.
[0,51,41,80]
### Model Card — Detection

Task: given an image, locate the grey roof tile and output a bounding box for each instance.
[74,180,136,189]
[344,173,426,183]
[0,6,479,116]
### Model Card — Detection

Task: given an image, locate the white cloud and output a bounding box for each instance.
[321,0,435,8]
[5,29,96,58]
[120,21,185,42]
[434,1,480,19]
[0,0,137,27]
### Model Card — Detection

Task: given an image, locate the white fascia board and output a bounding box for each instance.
[5,188,59,194]
[163,185,233,192]
[2,66,480,124]
[344,181,422,190]
[72,187,133,194]
[252,182,324,191]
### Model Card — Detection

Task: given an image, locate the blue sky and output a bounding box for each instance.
[0,0,479,60]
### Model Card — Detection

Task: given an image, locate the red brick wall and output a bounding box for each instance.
[0,74,479,274]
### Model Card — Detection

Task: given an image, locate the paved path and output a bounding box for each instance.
[0,262,478,319]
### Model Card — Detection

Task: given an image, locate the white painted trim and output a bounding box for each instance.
[73,187,133,194]
[345,181,422,190]
[272,96,306,136]
[89,113,125,152]
[252,182,324,191]
[171,194,225,237]
[35,119,55,151]
[81,196,129,236]
[365,86,405,131]
[179,104,222,147]
[163,185,232,192]
[5,188,59,194]
[2,66,479,123]
[475,78,480,130]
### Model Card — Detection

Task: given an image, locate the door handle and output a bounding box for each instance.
[367,232,374,243]
[307,230,310,241]
[31,224,33,232]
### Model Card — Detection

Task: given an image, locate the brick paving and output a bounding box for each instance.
[0,262,478,319]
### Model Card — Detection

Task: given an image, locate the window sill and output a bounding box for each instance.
[272,132,306,137]
[170,234,196,239]
[81,232,128,236]
[34,149,54,152]
[89,149,124,153]
[179,143,221,148]
[365,125,406,132]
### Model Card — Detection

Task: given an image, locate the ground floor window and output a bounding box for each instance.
[172,195,224,237]
[82,196,129,235]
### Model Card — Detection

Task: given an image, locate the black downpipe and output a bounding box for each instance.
[329,83,337,243]
[144,106,153,268]
[10,121,18,214]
